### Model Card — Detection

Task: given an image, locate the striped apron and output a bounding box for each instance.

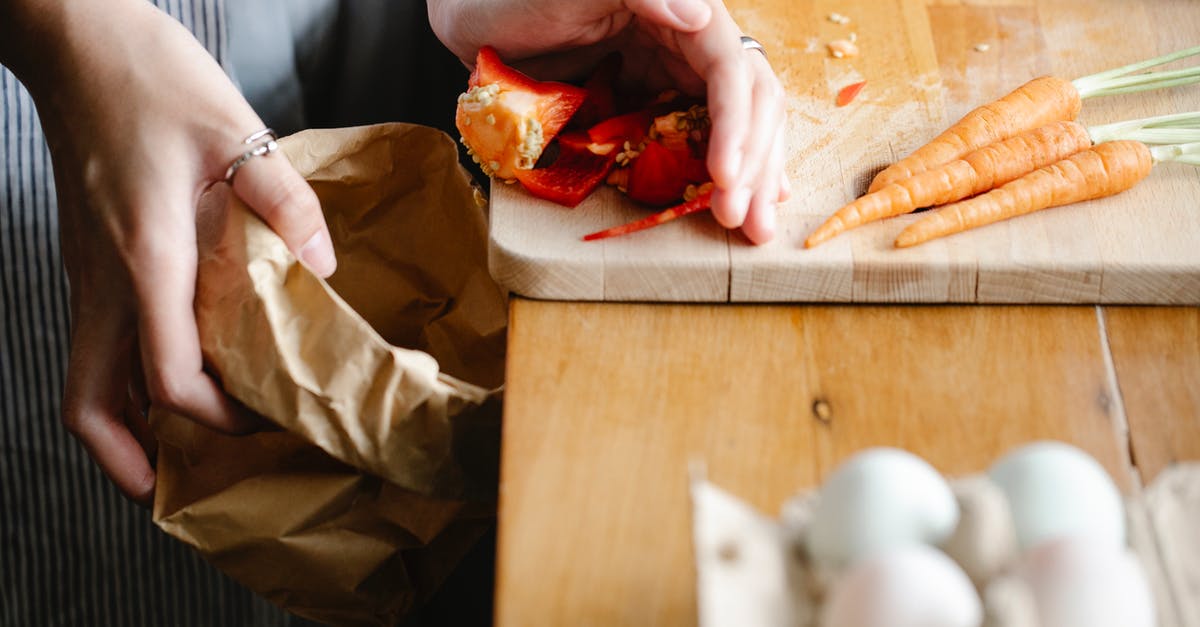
[3,1,310,624]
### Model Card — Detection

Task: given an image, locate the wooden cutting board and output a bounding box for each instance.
[487,0,1200,303]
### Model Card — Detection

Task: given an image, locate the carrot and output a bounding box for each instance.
[869,76,1082,192]
[806,120,1093,248]
[868,45,1200,193]
[893,140,1153,248]
[582,191,712,241]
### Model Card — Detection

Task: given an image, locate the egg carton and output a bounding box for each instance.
[690,448,1200,627]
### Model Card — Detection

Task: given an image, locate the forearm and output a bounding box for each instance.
[0,0,150,97]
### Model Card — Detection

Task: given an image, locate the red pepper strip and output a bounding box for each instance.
[469,46,587,142]
[582,191,713,241]
[837,81,867,107]
[514,140,616,207]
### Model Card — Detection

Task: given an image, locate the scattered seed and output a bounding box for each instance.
[974,43,991,52]
[828,39,860,59]
[828,12,851,25]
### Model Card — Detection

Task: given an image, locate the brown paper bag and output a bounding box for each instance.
[152,123,506,626]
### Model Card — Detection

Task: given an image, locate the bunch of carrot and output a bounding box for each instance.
[805,45,1200,249]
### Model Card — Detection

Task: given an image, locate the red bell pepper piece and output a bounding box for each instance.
[683,156,710,183]
[587,110,653,147]
[514,138,616,208]
[625,140,689,206]
[836,81,866,107]
[582,191,714,241]
[467,46,587,145]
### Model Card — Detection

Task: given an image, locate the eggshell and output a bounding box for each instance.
[1017,534,1155,627]
[989,441,1125,550]
[823,545,983,627]
[806,448,959,570]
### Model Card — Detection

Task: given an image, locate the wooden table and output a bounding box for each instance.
[492,1,1200,625]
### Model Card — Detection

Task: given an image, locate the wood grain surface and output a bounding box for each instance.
[1105,307,1200,485]
[493,299,1200,626]
[487,0,1200,303]
[492,1,1200,625]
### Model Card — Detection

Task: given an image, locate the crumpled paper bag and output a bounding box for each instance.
[152,123,506,626]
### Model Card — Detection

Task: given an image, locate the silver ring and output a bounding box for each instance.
[740,35,767,59]
[224,128,278,183]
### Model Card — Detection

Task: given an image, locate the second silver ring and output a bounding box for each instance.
[740,35,767,59]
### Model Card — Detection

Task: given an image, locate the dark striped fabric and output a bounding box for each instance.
[1,1,295,625]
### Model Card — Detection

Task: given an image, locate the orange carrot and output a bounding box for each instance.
[893,140,1153,248]
[869,46,1200,193]
[868,76,1082,193]
[805,120,1093,247]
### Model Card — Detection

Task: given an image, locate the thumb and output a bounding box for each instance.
[626,0,713,31]
[230,146,337,277]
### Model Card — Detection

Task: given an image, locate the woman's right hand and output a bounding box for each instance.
[1,0,336,504]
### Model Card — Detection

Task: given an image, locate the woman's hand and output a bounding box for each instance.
[429,0,789,244]
[1,0,336,504]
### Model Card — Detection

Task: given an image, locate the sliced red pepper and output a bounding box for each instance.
[514,139,615,208]
[625,140,689,206]
[587,110,652,147]
[467,46,587,145]
[555,130,593,153]
[837,81,867,107]
[683,156,710,183]
[582,191,714,241]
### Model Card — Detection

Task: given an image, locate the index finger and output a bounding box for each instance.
[676,9,750,191]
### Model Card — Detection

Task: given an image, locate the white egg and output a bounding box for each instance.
[1017,534,1155,627]
[989,441,1125,550]
[806,448,959,570]
[823,545,983,627]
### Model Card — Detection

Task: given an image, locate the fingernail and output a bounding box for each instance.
[667,0,712,30]
[299,230,337,278]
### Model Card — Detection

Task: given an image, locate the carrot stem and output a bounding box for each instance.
[1150,141,1200,163]
[1088,110,1200,145]
[582,191,714,241]
[1073,44,1200,93]
[1077,66,1200,99]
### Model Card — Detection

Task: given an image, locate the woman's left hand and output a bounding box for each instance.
[428,0,789,244]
